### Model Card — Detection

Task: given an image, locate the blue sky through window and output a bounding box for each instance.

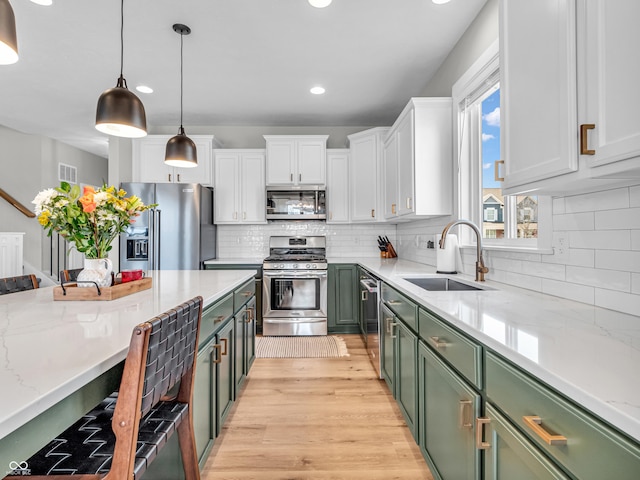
[481,88,500,189]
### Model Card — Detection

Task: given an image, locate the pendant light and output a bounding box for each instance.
[95,0,147,138]
[0,0,18,65]
[165,23,197,168]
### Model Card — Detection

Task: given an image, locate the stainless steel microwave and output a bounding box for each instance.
[266,187,326,220]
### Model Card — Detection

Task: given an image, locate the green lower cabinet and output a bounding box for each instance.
[194,338,216,465]
[327,264,359,333]
[245,296,256,373]
[418,342,481,480]
[396,320,418,439]
[216,318,235,433]
[484,403,570,480]
[381,303,396,395]
[234,305,247,394]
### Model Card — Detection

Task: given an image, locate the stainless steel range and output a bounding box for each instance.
[262,236,328,336]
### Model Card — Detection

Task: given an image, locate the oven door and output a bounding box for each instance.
[263,270,328,319]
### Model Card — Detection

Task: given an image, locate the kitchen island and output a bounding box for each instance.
[0,269,256,473]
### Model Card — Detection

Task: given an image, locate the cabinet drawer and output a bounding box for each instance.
[381,283,417,330]
[418,308,482,389]
[200,293,234,347]
[486,352,640,480]
[233,278,255,311]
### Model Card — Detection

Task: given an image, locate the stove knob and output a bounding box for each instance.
[293,264,298,269]
[313,264,318,269]
[306,263,311,269]
[279,264,284,269]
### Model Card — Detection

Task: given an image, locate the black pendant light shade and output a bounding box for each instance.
[0,0,18,65]
[165,23,197,168]
[96,75,147,138]
[95,0,147,138]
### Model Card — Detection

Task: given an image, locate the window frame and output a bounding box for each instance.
[452,40,552,253]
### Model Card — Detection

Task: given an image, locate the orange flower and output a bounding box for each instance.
[79,185,97,213]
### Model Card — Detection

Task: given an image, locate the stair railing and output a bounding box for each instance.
[0,188,35,218]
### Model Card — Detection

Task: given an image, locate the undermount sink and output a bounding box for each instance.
[402,276,491,291]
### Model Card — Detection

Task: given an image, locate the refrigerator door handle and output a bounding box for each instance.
[154,210,161,270]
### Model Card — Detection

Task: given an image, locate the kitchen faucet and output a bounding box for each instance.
[439,219,489,282]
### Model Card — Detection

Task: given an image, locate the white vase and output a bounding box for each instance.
[76,258,113,288]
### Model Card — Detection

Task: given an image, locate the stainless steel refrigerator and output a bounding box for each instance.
[119,183,216,270]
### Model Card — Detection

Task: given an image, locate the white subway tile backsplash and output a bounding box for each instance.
[564,188,629,213]
[552,197,566,214]
[490,270,543,292]
[521,260,565,280]
[632,273,640,295]
[633,231,640,251]
[595,250,640,273]
[594,289,640,317]
[565,266,630,292]
[542,279,594,305]
[594,207,640,230]
[542,248,594,267]
[630,186,640,208]
[569,230,631,251]
[553,212,594,231]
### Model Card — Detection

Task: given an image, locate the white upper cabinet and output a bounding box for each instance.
[580,0,640,175]
[348,128,389,223]
[501,0,640,195]
[132,135,220,185]
[326,149,350,223]
[264,135,328,186]
[213,149,266,224]
[382,98,453,221]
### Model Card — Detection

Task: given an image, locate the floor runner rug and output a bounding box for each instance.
[255,335,349,358]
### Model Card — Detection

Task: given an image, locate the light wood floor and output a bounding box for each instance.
[202,334,434,480]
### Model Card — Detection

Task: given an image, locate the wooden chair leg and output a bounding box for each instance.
[176,408,201,480]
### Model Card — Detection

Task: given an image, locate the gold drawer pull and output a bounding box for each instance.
[246,307,254,323]
[212,344,222,364]
[494,160,504,182]
[459,400,472,429]
[580,124,596,155]
[387,300,402,306]
[214,314,225,324]
[523,416,567,446]
[241,290,252,297]
[429,336,448,349]
[220,338,228,356]
[475,417,490,450]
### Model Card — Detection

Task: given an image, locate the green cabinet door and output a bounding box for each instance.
[245,296,256,373]
[396,320,418,440]
[484,403,570,480]
[418,342,481,480]
[381,303,396,395]
[216,318,235,433]
[327,264,359,333]
[194,339,214,464]
[234,306,247,394]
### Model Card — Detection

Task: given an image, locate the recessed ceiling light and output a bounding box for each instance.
[135,85,154,94]
[432,0,451,4]
[30,0,53,5]
[308,0,332,8]
[310,86,326,95]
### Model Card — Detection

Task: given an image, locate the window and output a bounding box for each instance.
[453,41,548,250]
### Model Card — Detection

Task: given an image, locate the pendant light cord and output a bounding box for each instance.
[180,31,184,130]
[120,0,124,78]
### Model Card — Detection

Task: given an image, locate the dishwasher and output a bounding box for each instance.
[360,270,382,378]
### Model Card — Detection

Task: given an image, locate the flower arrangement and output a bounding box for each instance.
[33,182,154,259]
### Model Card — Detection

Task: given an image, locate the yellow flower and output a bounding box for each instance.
[38,210,51,226]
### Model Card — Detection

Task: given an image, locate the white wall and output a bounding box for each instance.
[0,125,107,274]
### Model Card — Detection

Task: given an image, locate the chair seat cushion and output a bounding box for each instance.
[21,393,188,479]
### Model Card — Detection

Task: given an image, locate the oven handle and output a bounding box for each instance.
[263,270,327,278]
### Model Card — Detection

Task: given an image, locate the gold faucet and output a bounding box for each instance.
[439,220,489,282]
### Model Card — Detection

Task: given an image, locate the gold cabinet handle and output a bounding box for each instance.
[580,124,596,155]
[220,338,228,356]
[494,160,504,182]
[523,416,567,446]
[429,336,448,349]
[361,290,368,301]
[459,400,472,429]
[371,209,375,218]
[242,290,252,297]
[214,314,226,324]
[168,173,172,182]
[177,173,181,182]
[406,197,412,209]
[391,203,396,214]
[246,306,254,323]
[387,300,402,306]
[475,417,491,450]
[212,343,222,364]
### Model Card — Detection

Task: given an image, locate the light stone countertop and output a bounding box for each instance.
[343,257,640,442]
[204,258,264,265]
[0,269,256,441]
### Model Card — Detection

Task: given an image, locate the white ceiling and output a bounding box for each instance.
[1,0,487,158]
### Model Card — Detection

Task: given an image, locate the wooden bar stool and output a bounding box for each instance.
[4,296,204,480]
[0,274,39,295]
[59,268,83,283]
